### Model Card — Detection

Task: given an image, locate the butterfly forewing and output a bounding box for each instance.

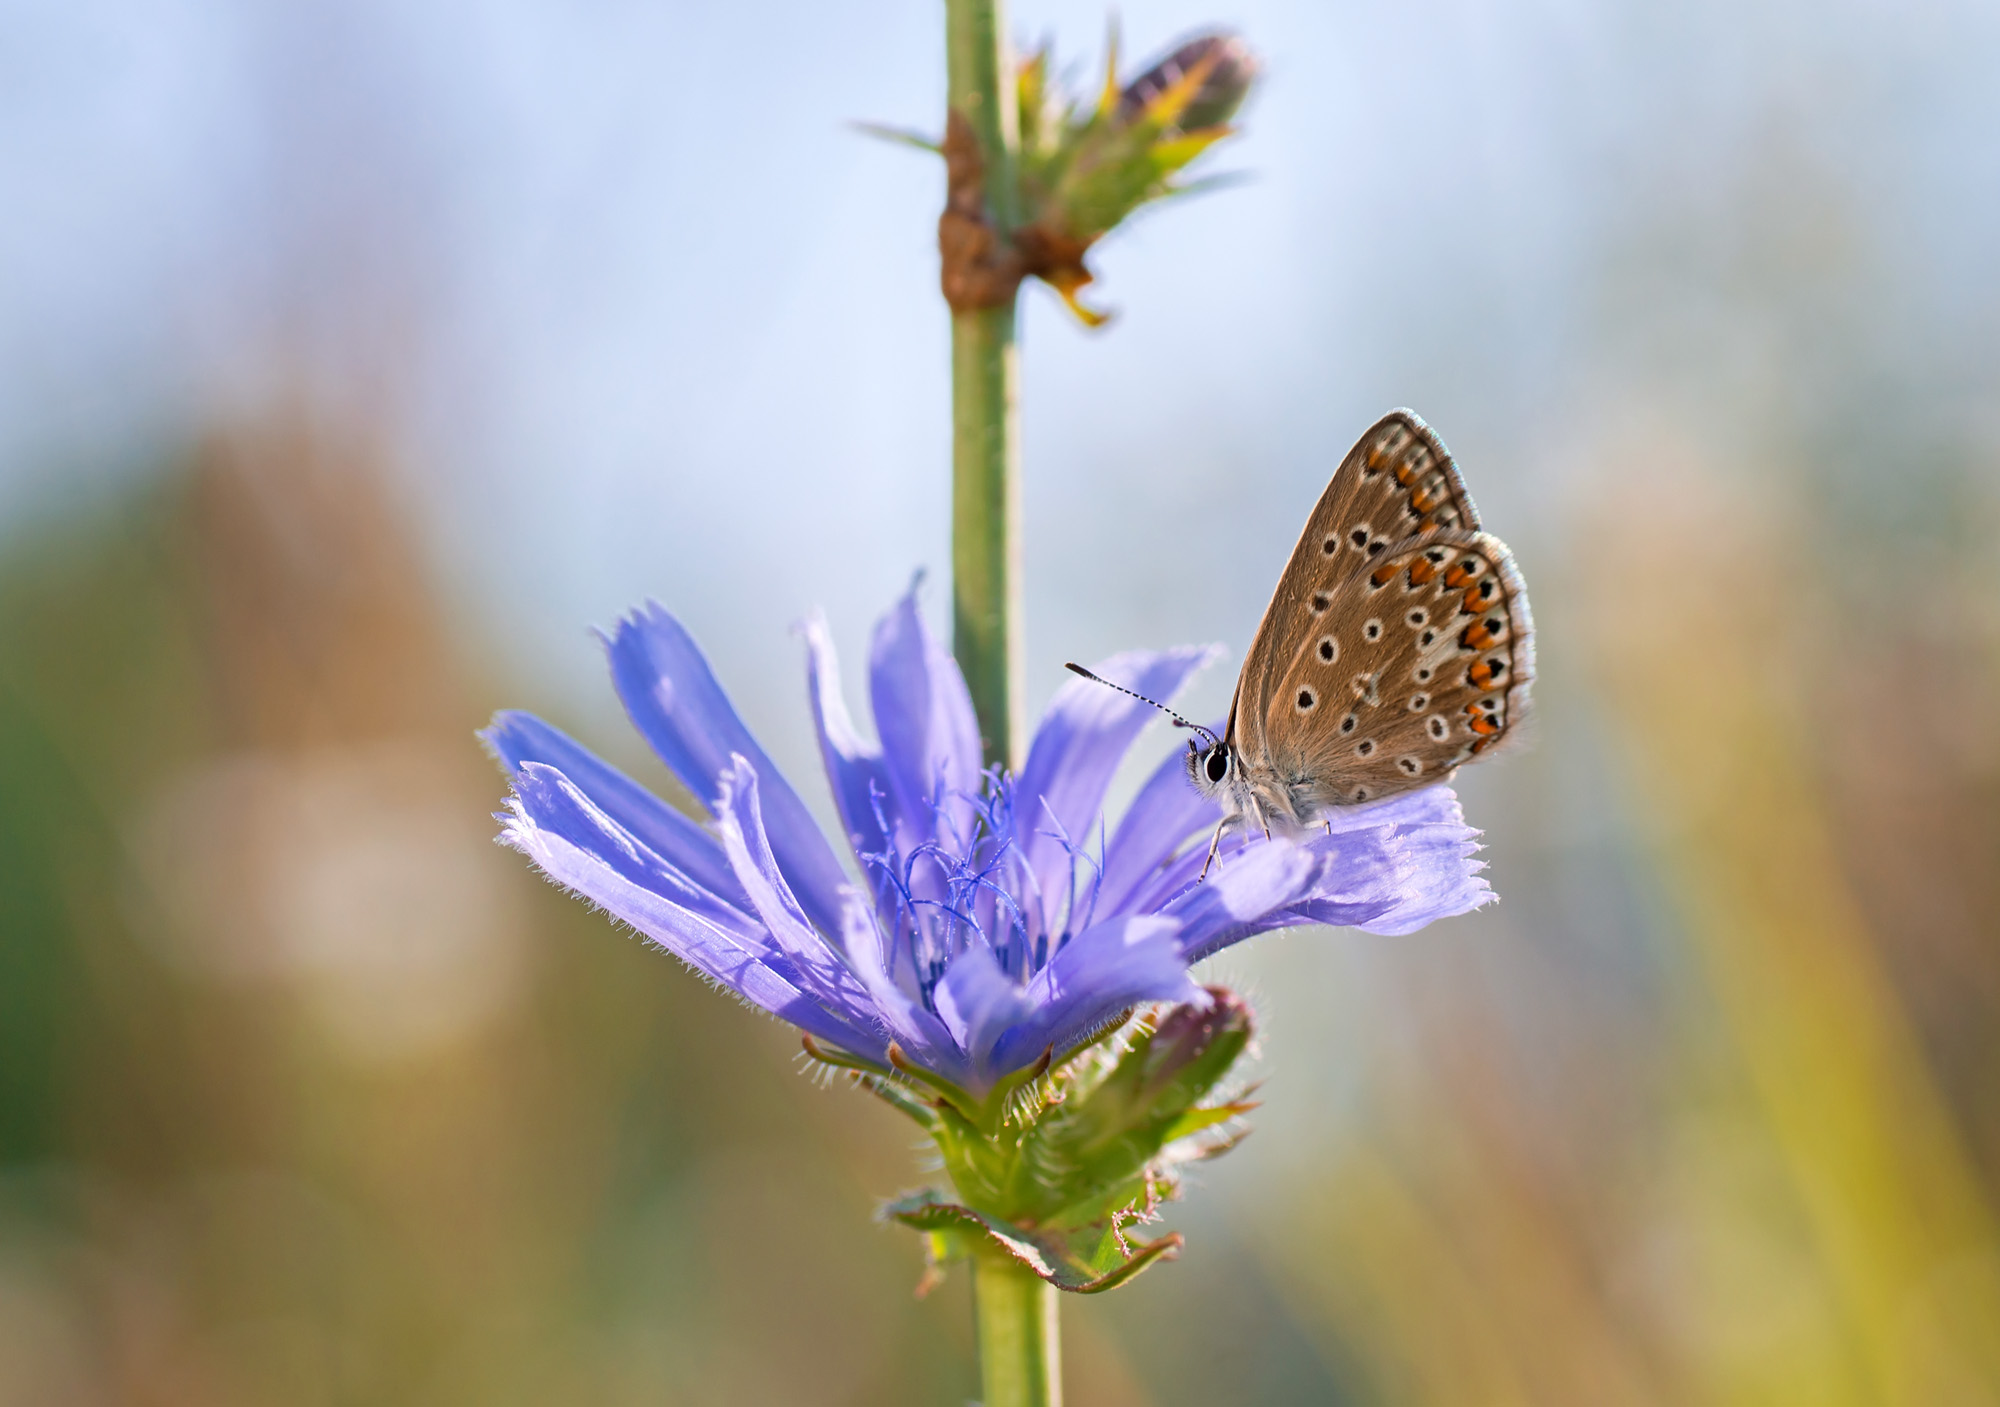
[1232,410,1488,772]
[1259,530,1534,807]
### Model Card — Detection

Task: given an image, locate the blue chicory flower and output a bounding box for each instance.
[483,586,1490,1095]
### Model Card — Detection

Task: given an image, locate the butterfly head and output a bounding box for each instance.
[1186,737,1234,798]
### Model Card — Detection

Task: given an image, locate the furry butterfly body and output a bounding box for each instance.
[1187,410,1535,843]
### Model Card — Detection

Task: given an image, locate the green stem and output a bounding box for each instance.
[944,0,1023,769]
[944,0,1018,229]
[943,5,1048,1377]
[972,1254,1062,1407]
[951,307,1021,769]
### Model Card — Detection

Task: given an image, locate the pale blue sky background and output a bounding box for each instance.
[10,0,1997,750]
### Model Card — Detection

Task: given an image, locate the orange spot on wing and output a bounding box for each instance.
[1410,486,1439,514]
[1467,659,1504,690]
[1409,558,1439,586]
[1460,621,1496,651]
[1468,712,1502,735]
[1443,563,1474,588]
[1371,562,1399,588]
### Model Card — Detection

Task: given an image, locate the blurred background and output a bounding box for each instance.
[4,0,1999,1402]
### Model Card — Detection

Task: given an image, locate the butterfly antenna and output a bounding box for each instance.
[1064,663,1220,748]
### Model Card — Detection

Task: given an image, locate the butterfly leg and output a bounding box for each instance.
[1197,817,1229,882]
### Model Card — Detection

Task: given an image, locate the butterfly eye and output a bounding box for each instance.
[1204,748,1230,784]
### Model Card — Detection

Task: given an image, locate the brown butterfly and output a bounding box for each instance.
[1073,409,1534,875]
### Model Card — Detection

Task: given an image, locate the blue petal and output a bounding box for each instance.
[1148,785,1491,958]
[501,764,882,1055]
[712,756,883,1030]
[836,891,971,1084]
[1294,786,1492,936]
[605,603,851,938]
[482,710,746,907]
[1162,837,1333,962]
[987,914,1204,1076]
[1098,727,1224,915]
[934,941,1036,1082]
[1015,647,1218,918]
[507,762,764,943]
[868,584,982,851]
[800,612,893,865]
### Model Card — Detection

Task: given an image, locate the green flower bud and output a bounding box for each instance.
[871,990,1258,1295]
[1018,988,1254,1220]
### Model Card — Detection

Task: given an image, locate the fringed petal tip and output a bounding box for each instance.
[1333,791,1496,936]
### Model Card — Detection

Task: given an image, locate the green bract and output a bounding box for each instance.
[833,988,1258,1294]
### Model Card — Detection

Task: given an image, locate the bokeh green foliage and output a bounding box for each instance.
[0,425,978,1405]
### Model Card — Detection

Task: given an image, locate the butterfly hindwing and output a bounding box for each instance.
[1260,529,1534,809]
[1232,410,1485,768]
